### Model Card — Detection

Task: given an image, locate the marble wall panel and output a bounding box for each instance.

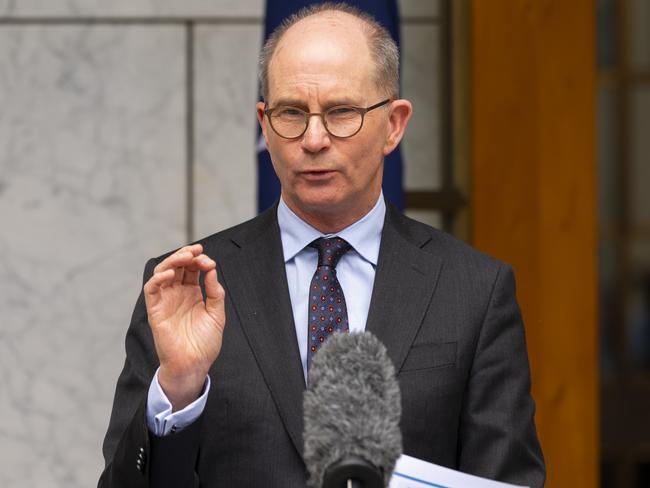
[0,25,186,487]
[0,0,435,21]
[193,24,261,239]
[0,0,264,18]
[401,23,442,191]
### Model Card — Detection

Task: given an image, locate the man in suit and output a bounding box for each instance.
[99,3,545,487]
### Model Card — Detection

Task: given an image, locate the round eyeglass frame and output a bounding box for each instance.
[263,98,392,139]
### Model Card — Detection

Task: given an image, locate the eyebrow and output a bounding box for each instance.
[270,97,364,109]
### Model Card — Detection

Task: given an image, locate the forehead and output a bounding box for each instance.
[268,12,376,103]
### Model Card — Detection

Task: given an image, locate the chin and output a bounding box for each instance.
[295,190,348,214]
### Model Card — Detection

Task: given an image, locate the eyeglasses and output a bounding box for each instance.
[263,99,392,139]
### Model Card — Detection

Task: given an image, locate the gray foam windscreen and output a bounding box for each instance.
[303,331,402,488]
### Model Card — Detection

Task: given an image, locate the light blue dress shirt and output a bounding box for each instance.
[147,193,386,435]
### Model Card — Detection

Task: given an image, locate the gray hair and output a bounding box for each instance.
[258,2,399,101]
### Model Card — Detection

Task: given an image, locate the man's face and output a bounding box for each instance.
[256,13,411,231]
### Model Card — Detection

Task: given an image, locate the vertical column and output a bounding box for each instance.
[192,22,261,239]
[470,1,598,486]
[0,24,187,487]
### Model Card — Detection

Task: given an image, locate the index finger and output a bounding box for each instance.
[153,244,204,274]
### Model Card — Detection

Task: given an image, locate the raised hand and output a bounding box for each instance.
[143,244,225,411]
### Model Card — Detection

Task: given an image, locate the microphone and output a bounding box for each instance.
[303,332,402,488]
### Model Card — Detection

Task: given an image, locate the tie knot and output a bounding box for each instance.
[310,237,352,268]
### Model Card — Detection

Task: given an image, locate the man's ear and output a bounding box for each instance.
[256,101,270,145]
[383,99,413,156]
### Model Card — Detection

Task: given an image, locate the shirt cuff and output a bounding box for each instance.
[146,368,210,436]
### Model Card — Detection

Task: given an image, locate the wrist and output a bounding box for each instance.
[158,366,208,412]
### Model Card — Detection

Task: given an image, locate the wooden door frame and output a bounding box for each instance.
[469,1,599,486]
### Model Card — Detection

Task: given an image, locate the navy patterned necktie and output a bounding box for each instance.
[307,237,352,370]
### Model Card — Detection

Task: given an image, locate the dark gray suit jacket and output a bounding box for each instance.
[99,202,545,487]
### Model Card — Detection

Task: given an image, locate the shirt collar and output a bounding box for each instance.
[277,192,385,266]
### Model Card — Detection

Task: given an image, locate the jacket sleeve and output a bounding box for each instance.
[98,259,202,488]
[458,264,546,487]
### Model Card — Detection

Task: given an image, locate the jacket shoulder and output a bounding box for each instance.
[152,205,277,263]
[388,205,507,275]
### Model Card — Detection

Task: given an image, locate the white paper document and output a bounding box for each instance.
[388,454,529,488]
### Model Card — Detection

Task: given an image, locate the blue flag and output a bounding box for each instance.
[257,0,404,213]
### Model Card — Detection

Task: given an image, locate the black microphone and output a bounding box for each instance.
[303,332,402,488]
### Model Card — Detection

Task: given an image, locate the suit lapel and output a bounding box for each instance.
[217,209,306,459]
[366,205,444,372]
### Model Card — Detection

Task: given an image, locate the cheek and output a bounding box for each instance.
[270,158,290,185]
[346,142,383,179]
[268,147,303,189]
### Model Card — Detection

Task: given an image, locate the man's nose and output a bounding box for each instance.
[301,114,331,153]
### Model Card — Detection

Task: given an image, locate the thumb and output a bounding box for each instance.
[205,268,225,317]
